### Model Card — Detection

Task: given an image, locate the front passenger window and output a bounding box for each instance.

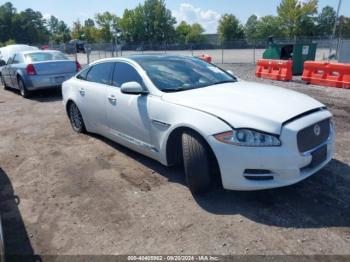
[12,54,21,64]
[7,57,13,65]
[86,62,114,85]
[112,62,143,87]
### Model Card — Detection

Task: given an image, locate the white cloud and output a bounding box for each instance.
[173,3,221,33]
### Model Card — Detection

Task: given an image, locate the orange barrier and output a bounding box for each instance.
[302,61,350,89]
[255,59,293,81]
[198,54,212,63]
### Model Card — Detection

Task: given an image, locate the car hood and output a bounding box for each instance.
[161,81,325,134]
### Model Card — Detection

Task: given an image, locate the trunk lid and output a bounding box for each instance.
[32,61,76,75]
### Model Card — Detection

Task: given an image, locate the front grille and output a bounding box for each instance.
[297,118,330,153]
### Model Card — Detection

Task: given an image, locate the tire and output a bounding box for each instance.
[18,77,29,98]
[68,102,86,133]
[0,215,5,262]
[182,131,212,194]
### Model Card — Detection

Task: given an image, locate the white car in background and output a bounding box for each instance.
[0,45,38,63]
[62,55,335,193]
[0,44,39,86]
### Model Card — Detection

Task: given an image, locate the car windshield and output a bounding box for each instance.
[24,52,68,62]
[133,56,236,92]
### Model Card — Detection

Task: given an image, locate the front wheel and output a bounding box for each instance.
[0,215,5,262]
[182,131,212,194]
[18,78,29,98]
[68,102,86,133]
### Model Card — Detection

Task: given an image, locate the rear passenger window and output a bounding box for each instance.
[112,62,143,87]
[12,54,23,64]
[86,62,114,85]
[76,67,89,80]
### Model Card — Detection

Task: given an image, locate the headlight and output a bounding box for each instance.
[214,129,281,147]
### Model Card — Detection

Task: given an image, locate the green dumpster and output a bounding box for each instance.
[262,39,317,75]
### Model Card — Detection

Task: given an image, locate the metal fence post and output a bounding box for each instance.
[253,40,256,64]
[74,44,78,62]
[221,45,224,64]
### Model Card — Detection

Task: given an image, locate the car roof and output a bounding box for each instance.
[5,45,38,52]
[0,45,39,60]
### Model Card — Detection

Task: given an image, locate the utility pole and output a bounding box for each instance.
[329,0,342,60]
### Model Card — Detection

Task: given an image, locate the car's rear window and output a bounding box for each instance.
[25,52,68,62]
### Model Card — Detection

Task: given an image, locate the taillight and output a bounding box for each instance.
[26,64,36,75]
[76,61,81,72]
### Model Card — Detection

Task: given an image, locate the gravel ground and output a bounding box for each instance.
[0,64,349,258]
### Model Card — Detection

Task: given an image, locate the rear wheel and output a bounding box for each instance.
[18,77,29,98]
[182,131,212,194]
[68,102,86,133]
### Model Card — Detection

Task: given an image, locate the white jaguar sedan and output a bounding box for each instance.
[62,55,335,193]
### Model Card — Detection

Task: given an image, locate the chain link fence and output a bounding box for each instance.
[47,37,347,66]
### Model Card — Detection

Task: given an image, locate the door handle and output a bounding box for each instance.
[79,88,85,96]
[108,95,117,104]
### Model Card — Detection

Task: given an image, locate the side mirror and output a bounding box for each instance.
[0,60,6,67]
[121,82,148,95]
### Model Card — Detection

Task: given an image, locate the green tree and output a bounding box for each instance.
[95,12,119,42]
[143,0,176,43]
[119,0,176,44]
[12,9,49,44]
[255,15,285,39]
[277,0,318,38]
[217,14,244,43]
[47,15,70,44]
[82,19,100,42]
[186,23,206,43]
[316,6,336,36]
[0,2,16,42]
[57,21,71,43]
[176,21,191,44]
[47,15,59,34]
[119,7,145,43]
[244,15,259,41]
[71,20,84,40]
[338,15,350,38]
[84,18,95,28]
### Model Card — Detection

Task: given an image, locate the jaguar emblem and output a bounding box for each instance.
[314,124,321,136]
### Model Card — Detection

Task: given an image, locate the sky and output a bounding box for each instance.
[1,0,349,33]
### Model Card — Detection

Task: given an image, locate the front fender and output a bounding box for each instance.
[148,96,232,165]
